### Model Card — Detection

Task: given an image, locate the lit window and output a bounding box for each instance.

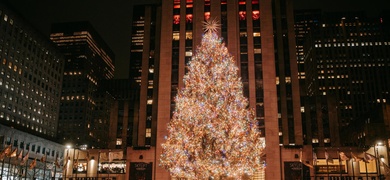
[116,138,122,146]
[146,128,151,137]
[172,32,180,40]
[147,99,153,105]
[285,77,291,83]
[185,51,192,57]
[185,31,192,39]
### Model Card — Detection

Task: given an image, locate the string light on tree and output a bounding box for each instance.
[160,19,265,179]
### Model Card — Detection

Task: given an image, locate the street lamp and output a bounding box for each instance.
[375,141,383,179]
[64,145,72,179]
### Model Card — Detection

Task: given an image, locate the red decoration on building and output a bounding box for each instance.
[173,15,180,24]
[204,12,210,21]
[252,10,260,20]
[186,14,193,23]
[239,11,246,21]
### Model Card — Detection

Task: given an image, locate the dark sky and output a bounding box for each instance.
[294,0,389,15]
[4,0,389,79]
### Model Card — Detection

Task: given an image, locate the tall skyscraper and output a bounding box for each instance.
[294,9,321,93]
[0,3,65,179]
[0,2,64,140]
[130,3,161,148]
[50,21,115,148]
[129,0,301,179]
[303,12,390,147]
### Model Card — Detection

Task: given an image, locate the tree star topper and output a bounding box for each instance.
[202,18,221,33]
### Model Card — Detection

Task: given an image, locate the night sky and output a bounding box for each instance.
[3,0,389,78]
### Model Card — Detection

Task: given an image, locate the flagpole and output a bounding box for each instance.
[33,164,36,180]
[72,148,76,179]
[43,156,47,180]
[75,149,79,179]
[24,158,28,180]
[86,151,89,179]
[7,150,12,180]
[64,149,69,180]
[313,149,317,180]
[14,149,22,179]
[53,155,57,180]
[1,144,11,179]
[326,159,329,180]
[344,158,348,179]
[376,147,381,179]
[13,154,18,179]
[300,148,303,180]
[97,151,100,179]
[325,149,330,180]
[365,161,368,180]
[338,150,342,178]
[1,158,4,179]
[7,147,18,179]
[53,161,57,180]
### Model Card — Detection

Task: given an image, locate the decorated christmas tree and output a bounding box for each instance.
[160,20,264,179]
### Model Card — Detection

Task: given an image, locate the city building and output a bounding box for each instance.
[303,11,390,147]
[100,79,139,150]
[298,11,390,178]
[0,2,67,179]
[294,9,321,102]
[0,125,65,179]
[129,3,161,148]
[128,0,301,179]
[50,21,116,149]
[0,2,64,141]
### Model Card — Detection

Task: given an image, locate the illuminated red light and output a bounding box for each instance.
[173,15,180,24]
[239,11,246,20]
[204,12,210,20]
[186,14,193,23]
[252,10,260,20]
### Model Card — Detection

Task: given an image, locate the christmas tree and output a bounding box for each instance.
[160,20,264,179]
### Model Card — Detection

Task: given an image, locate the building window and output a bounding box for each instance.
[116,138,122,146]
[146,128,151,137]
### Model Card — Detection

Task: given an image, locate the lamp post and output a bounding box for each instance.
[64,145,71,180]
[376,141,383,180]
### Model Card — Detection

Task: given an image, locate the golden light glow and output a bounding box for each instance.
[160,30,264,179]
